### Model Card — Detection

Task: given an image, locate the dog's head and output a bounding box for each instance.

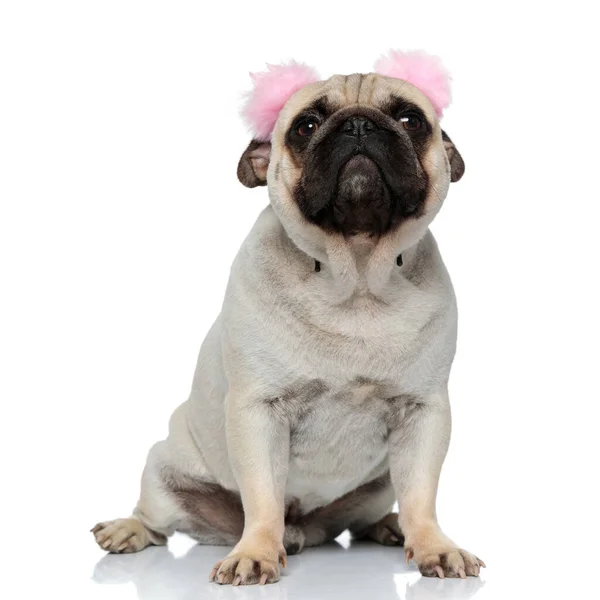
[237,51,464,286]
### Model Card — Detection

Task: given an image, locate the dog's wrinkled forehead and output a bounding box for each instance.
[277,73,438,136]
[243,50,451,142]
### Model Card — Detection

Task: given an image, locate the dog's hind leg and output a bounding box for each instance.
[91,517,166,554]
[352,512,405,546]
[92,440,187,554]
[163,471,245,546]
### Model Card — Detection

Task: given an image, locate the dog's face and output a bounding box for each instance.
[238,73,464,238]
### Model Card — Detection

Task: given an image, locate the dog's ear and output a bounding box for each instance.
[441,130,465,182]
[237,140,271,188]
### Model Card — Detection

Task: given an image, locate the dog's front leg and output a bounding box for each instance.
[210,389,289,586]
[389,389,485,578]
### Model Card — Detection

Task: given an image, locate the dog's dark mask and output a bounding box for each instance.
[288,101,437,236]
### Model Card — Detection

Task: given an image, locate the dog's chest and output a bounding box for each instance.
[284,379,398,511]
[261,279,444,390]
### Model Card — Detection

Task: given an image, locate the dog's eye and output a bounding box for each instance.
[400,113,423,132]
[296,119,319,137]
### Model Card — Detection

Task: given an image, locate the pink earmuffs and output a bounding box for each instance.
[243,50,452,141]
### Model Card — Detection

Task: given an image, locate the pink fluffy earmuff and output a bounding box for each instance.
[242,50,451,141]
[374,50,451,118]
[242,62,320,142]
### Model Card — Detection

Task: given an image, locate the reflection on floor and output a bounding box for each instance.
[92,532,485,600]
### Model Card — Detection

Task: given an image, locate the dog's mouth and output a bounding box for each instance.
[337,154,382,198]
[326,153,391,236]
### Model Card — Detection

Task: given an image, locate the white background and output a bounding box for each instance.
[1,2,599,599]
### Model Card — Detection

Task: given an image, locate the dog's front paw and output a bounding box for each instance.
[210,538,286,586]
[406,545,485,578]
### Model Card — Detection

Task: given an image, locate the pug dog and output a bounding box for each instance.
[92,50,485,585]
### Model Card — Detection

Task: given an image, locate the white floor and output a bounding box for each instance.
[88,532,487,600]
[75,526,600,600]
[12,500,595,600]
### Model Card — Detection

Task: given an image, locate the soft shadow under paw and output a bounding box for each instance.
[406,574,485,600]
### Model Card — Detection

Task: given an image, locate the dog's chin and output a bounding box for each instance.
[332,155,392,236]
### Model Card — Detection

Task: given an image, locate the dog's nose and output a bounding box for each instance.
[341,116,378,137]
